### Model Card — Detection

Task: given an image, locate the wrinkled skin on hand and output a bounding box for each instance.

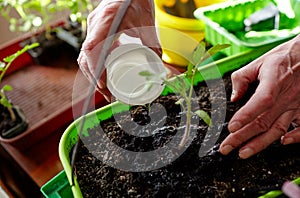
[77,0,160,101]
[220,34,300,159]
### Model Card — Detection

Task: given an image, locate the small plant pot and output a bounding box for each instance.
[0,105,28,139]
[20,20,82,66]
[55,19,86,52]
[21,32,78,66]
[154,0,225,67]
[154,0,205,67]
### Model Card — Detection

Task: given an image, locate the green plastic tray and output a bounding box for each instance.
[52,47,299,198]
[41,170,73,198]
[194,0,300,56]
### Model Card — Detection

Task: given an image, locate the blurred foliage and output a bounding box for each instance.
[0,0,96,34]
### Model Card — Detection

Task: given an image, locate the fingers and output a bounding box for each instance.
[230,60,261,102]
[82,2,118,51]
[220,111,294,159]
[77,51,95,86]
[238,111,293,159]
[281,128,300,145]
[228,61,281,132]
[118,0,161,56]
[78,0,158,103]
[78,50,112,102]
[228,83,277,132]
[78,1,119,101]
[228,62,261,132]
[220,35,300,159]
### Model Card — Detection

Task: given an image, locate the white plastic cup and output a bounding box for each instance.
[105,43,167,105]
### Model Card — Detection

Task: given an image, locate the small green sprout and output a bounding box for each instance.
[140,41,230,148]
[0,43,39,121]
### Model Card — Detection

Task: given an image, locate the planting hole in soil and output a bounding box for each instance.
[71,72,300,197]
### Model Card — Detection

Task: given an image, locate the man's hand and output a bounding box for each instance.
[220,34,300,159]
[77,0,160,101]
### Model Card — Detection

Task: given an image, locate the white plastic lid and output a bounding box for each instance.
[105,43,167,105]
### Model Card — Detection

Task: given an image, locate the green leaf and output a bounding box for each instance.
[20,19,32,32]
[208,44,231,55]
[203,44,231,61]
[0,97,12,108]
[192,42,206,64]
[4,43,39,62]
[2,85,13,91]
[139,71,154,77]
[186,62,194,78]
[195,110,212,127]
[174,76,189,94]
[9,18,17,25]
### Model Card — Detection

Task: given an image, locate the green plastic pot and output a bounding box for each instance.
[44,46,298,198]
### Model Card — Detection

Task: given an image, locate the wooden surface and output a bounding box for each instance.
[0,52,107,190]
[1,127,64,188]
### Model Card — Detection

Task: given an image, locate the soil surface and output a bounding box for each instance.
[0,105,27,138]
[73,72,300,197]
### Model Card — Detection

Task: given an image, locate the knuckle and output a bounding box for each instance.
[254,116,270,131]
[87,11,95,22]
[82,39,97,52]
[273,123,287,136]
[230,132,247,146]
[259,93,275,106]
[231,71,240,82]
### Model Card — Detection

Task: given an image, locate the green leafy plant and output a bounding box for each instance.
[0,43,39,121]
[56,0,95,38]
[0,0,95,39]
[0,0,57,38]
[140,41,230,148]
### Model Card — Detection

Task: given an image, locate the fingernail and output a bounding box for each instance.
[228,121,242,132]
[220,145,234,155]
[231,90,236,101]
[239,147,254,159]
[282,137,294,145]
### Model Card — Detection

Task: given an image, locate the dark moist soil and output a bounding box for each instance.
[73,72,300,198]
[0,105,26,138]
